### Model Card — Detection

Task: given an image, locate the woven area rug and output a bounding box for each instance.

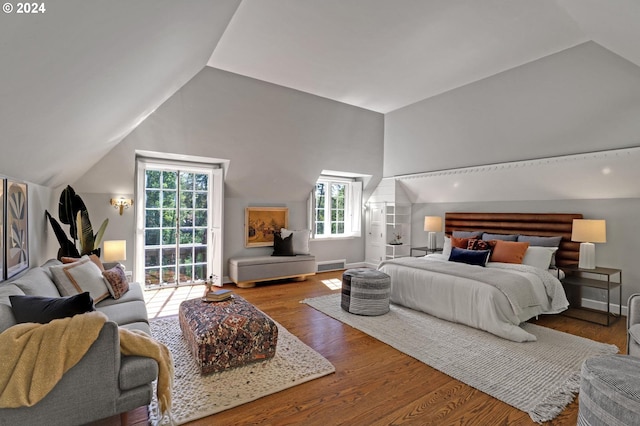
[148,315,335,425]
[302,293,618,423]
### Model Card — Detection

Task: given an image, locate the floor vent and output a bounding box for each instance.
[317,259,347,272]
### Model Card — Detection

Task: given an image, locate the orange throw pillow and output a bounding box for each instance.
[451,236,475,249]
[490,240,530,264]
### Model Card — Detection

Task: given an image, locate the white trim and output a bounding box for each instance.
[580,297,628,317]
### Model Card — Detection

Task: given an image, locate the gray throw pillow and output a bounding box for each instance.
[452,231,484,238]
[482,233,518,241]
[517,235,562,247]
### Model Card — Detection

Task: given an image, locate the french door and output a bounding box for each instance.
[135,159,223,288]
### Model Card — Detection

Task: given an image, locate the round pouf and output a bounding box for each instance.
[341,268,391,316]
[578,355,640,426]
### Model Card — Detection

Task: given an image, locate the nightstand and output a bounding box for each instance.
[560,265,622,326]
[410,246,443,257]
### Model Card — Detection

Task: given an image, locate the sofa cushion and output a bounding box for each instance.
[96,282,144,308]
[11,266,61,298]
[9,292,95,324]
[0,304,17,333]
[50,256,110,302]
[96,300,149,328]
[102,266,130,299]
[629,324,640,345]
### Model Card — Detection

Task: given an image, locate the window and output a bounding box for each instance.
[312,175,362,238]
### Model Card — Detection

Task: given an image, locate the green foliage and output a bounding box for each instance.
[45,185,109,259]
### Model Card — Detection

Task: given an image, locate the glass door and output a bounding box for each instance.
[135,160,223,288]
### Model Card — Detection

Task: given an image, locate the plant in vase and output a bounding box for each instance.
[45,185,109,260]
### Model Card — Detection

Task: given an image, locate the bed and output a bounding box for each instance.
[378,212,581,342]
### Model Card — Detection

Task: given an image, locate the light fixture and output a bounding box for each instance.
[103,240,126,263]
[110,197,133,215]
[571,219,606,269]
[424,216,443,251]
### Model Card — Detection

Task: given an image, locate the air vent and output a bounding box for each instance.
[316,259,346,272]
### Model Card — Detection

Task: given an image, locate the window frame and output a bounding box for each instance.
[311,175,362,240]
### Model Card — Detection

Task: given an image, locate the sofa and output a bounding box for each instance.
[0,259,158,426]
[628,293,640,357]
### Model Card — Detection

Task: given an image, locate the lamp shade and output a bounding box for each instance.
[424,216,443,232]
[571,220,606,243]
[103,240,126,262]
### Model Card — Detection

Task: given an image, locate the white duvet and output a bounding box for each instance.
[378,254,569,342]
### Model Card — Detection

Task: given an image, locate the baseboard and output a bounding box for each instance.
[346,261,366,269]
[580,297,628,317]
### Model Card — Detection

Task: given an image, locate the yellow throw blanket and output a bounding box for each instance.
[0,311,173,416]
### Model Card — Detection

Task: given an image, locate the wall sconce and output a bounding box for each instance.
[110,197,133,215]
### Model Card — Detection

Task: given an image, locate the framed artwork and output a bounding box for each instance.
[6,180,28,278]
[245,207,289,247]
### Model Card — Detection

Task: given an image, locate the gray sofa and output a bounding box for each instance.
[628,293,640,357]
[0,259,158,426]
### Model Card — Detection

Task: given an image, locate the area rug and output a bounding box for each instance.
[148,315,335,425]
[302,293,618,423]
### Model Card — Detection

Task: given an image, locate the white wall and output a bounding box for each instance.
[72,67,384,278]
[411,199,640,306]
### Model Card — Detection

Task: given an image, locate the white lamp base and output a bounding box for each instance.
[578,242,596,269]
[427,232,437,251]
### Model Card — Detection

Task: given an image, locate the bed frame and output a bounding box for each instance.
[444,212,583,267]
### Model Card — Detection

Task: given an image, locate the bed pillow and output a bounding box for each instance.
[272,232,295,256]
[442,236,452,257]
[517,235,563,267]
[449,247,490,267]
[522,247,558,270]
[451,236,475,249]
[9,292,94,324]
[467,239,497,252]
[452,231,483,238]
[482,233,518,241]
[280,228,311,255]
[490,240,530,264]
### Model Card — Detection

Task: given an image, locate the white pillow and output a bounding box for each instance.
[442,236,452,257]
[522,247,558,270]
[50,256,110,302]
[280,228,311,255]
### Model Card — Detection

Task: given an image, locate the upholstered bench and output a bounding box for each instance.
[341,268,391,316]
[228,255,316,288]
[578,354,640,425]
[178,296,278,374]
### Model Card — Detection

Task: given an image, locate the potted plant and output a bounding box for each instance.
[45,185,108,260]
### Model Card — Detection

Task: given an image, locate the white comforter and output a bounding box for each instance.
[378,254,569,342]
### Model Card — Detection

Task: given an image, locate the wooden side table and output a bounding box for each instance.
[560,265,622,326]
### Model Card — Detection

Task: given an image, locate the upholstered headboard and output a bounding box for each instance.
[444,212,583,267]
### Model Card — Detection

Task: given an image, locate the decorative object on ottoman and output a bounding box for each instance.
[179,295,278,374]
[341,268,391,316]
[578,355,640,425]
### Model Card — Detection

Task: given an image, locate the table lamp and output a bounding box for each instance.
[571,219,606,269]
[103,240,127,267]
[424,216,443,251]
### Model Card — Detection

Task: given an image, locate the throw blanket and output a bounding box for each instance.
[0,311,173,417]
[379,257,540,316]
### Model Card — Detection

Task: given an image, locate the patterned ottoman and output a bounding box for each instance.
[341,268,391,316]
[178,295,278,374]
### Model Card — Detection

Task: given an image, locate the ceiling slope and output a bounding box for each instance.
[0,0,240,187]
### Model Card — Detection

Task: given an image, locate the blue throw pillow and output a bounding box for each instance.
[448,247,491,267]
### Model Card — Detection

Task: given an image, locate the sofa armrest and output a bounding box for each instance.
[627,294,640,355]
[0,321,123,426]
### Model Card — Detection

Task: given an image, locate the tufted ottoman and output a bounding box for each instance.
[178,295,278,374]
[341,268,391,316]
[578,355,640,425]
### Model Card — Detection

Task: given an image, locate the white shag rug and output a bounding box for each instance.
[148,316,335,425]
[302,293,619,424]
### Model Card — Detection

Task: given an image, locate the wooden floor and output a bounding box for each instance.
[97,271,627,426]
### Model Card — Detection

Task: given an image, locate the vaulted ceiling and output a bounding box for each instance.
[2,0,640,188]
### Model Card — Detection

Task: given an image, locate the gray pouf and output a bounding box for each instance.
[341,268,390,316]
[578,355,640,426]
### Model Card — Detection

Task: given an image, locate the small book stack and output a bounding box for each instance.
[203,289,234,302]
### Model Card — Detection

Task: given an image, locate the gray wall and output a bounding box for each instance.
[72,67,384,277]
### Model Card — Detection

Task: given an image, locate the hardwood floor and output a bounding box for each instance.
[100,271,627,426]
